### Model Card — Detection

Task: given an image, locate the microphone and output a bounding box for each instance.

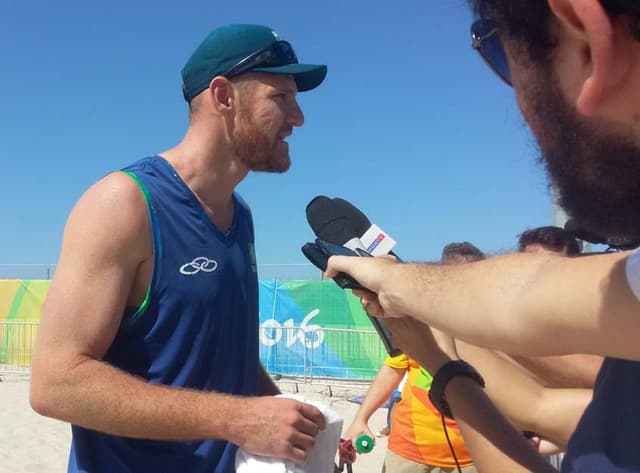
[306,196,398,257]
[305,195,402,356]
[305,196,370,252]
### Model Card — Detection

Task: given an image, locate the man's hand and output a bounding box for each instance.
[351,288,390,318]
[325,255,397,293]
[327,255,404,318]
[326,256,400,317]
[532,438,563,456]
[343,418,374,446]
[229,396,326,465]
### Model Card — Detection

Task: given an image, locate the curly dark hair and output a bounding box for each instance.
[517,226,581,256]
[468,1,640,63]
[441,242,486,264]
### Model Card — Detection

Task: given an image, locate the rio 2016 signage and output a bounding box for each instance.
[257,280,386,379]
[260,309,324,349]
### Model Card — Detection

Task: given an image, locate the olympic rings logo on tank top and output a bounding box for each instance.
[179,256,219,275]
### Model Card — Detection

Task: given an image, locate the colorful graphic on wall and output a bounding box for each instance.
[258,280,387,379]
[0,279,388,378]
[0,280,49,365]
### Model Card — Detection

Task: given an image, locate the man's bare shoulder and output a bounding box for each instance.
[63,171,151,261]
[75,171,147,214]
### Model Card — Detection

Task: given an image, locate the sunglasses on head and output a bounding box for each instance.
[222,40,298,79]
[471,19,512,86]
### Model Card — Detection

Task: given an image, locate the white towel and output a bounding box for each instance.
[235,394,343,473]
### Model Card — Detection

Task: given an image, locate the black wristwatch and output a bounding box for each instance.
[428,360,485,419]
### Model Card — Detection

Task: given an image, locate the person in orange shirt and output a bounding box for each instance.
[344,243,484,473]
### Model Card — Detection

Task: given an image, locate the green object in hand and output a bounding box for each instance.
[355,434,374,453]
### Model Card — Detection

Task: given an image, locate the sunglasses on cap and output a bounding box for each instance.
[471,19,512,86]
[222,40,298,79]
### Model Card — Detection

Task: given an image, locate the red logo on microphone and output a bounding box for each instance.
[366,233,386,253]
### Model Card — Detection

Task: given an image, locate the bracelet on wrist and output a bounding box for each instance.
[428,359,485,419]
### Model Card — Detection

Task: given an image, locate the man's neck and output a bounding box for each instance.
[160,135,248,231]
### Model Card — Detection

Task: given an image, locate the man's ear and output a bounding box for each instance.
[208,76,233,111]
[549,0,634,115]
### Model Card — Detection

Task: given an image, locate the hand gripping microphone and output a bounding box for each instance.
[305,195,402,356]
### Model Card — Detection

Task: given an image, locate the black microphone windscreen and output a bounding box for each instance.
[306,196,371,245]
[332,198,371,235]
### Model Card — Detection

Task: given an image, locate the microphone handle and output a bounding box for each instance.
[362,249,402,356]
[389,251,402,262]
[367,315,402,357]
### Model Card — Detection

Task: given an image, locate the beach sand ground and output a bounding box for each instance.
[0,374,387,473]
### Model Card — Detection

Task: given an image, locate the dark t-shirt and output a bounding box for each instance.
[562,250,640,472]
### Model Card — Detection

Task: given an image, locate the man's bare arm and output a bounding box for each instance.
[446,378,557,473]
[506,353,602,388]
[384,317,557,473]
[328,252,640,360]
[456,340,592,448]
[343,364,404,441]
[30,173,324,463]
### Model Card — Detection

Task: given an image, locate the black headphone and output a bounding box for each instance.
[564,219,640,252]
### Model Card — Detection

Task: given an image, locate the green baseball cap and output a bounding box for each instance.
[181,24,327,102]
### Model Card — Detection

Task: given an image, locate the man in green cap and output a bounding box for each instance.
[30,24,327,473]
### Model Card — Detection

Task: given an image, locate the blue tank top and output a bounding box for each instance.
[68,156,260,473]
[562,358,640,472]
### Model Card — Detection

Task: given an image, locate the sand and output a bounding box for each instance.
[0,374,387,473]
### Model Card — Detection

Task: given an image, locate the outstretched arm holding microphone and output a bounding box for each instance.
[326,250,638,360]
[325,248,639,471]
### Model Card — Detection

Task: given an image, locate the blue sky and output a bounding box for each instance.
[1,1,554,278]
